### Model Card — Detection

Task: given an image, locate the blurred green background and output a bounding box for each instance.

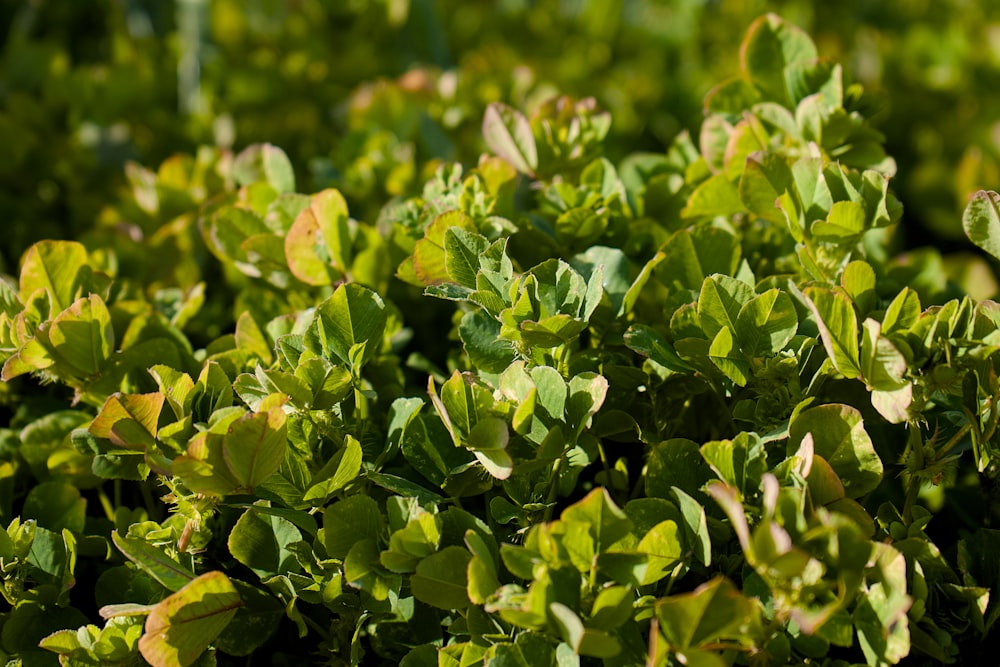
[4,0,1000,271]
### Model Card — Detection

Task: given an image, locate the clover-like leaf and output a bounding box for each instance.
[309,283,387,369]
[963,190,1000,261]
[138,571,242,667]
[18,240,89,312]
[233,143,295,193]
[483,103,538,175]
[410,546,472,610]
[789,404,883,497]
[656,576,762,650]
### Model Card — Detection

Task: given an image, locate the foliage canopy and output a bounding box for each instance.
[4,10,1000,667]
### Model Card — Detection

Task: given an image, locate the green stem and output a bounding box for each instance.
[904,422,972,523]
[303,613,332,642]
[97,486,115,522]
[542,458,563,523]
[902,476,921,525]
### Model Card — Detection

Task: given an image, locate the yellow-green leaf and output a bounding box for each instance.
[19,240,88,312]
[138,571,242,667]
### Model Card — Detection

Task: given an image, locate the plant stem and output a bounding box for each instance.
[542,457,563,523]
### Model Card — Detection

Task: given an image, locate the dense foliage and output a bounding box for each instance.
[5,8,1000,667]
[6,1,1000,265]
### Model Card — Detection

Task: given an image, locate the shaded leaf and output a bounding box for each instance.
[411,546,472,610]
[233,144,295,193]
[112,532,196,593]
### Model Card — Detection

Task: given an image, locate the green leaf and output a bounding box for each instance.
[90,392,165,441]
[434,370,476,441]
[734,288,797,356]
[22,482,86,533]
[881,287,920,335]
[656,576,761,650]
[47,294,115,377]
[701,432,766,500]
[344,539,396,601]
[324,495,383,560]
[646,439,714,501]
[410,546,472,610]
[138,571,242,667]
[842,260,877,316]
[227,504,318,537]
[1,338,55,380]
[566,372,609,437]
[233,143,295,193]
[209,207,269,265]
[412,210,477,286]
[789,404,883,498]
[561,488,632,551]
[228,506,303,579]
[310,283,387,369]
[571,246,631,316]
[467,417,513,480]
[234,312,272,364]
[172,431,240,497]
[700,114,731,173]
[698,275,755,340]
[682,173,746,219]
[112,532,196,593]
[294,358,353,409]
[709,326,749,386]
[222,406,287,493]
[487,630,555,666]
[555,208,608,249]
[589,585,634,631]
[459,309,516,374]
[214,579,283,657]
[724,116,769,180]
[235,368,311,411]
[853,546,911,665]
[656,227,741,293]
[860,319,908,394]
[549,602,621,659]
[368,473,445,506]
[529,365,564,420]
[303,434,363,503]
[672,487,712,567]
[285,188,351,286]
[635,521,684,585]
[963,190,1000,261]
[19,240,89,312]
[740,151,793,225]
[803,286,861,378]
[740,13,818,104]
[483,103,538,175]
[623,324,692,372]
[704,77,761,115]
[811,200,866,240]
[402,414,475,488]
[445,227,489,289]
[382,510,441,573]
[468,554,501,605]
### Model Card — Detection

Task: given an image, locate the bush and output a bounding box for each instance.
[3,9,1000,667]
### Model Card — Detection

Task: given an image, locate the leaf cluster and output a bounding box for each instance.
[4,13,1000,667]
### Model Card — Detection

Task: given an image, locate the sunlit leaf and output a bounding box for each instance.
[138,571,242,667]
[483,103,538,175]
